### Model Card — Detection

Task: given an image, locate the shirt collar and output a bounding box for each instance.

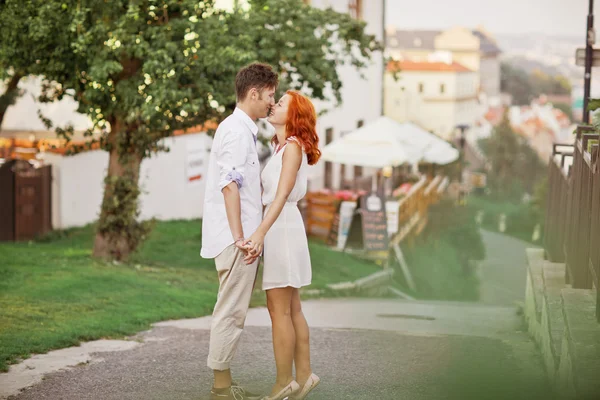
[233,107,259,137]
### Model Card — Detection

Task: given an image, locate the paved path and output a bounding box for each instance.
[3,299,553,400]
[478,230,540,306]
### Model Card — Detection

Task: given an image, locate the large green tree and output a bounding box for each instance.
[479,112,546,201]
[33,0,380,260]
[0,1,76,128]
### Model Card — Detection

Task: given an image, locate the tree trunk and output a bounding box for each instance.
[0,73,23,129]
[93,120,144,261]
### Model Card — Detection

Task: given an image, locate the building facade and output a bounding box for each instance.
[384,60,480,140]
[386,26,501,102]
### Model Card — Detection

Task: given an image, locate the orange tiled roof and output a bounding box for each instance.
[387,60,473,73]
[173,121,217,136]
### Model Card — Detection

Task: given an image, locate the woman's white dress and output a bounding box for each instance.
[261,137,312,291]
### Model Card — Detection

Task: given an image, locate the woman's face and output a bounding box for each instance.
[267,94,290,126]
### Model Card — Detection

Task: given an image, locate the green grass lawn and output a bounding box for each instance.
[0,219,380,372]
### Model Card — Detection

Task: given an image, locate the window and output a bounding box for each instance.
[348,0,362,19]
[324,128,334,188]
[418,83,424,93]
[354,120,364,178]
[440,83,445,94]
[354,165,363,178]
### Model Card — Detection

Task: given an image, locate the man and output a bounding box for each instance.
[201,63,278,400]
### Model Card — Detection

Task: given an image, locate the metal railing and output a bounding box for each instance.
[544,125,600,322]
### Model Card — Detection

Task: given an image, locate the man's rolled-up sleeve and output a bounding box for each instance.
[217,130,248,191]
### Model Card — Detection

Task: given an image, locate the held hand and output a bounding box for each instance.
[243,232,264,264]
[234,238,249,254]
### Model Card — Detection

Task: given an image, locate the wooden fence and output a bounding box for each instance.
[544,125,600,322]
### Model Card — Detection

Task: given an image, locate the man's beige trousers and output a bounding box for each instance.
[207,244,259,370]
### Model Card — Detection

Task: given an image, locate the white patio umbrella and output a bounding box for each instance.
[320,118,419,168]
[393,121,459,165]
[423,144,459,165]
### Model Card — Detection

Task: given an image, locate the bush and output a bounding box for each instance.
[402,240,480,301]
[468,194,543,244]
[394,199,485,301]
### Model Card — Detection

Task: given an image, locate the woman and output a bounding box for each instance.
[243,90,321,400]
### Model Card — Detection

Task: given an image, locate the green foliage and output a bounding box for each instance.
[553,102,574,121]
[468,195,544,244]
[0,0,77,126]
[423,199,486,262]
[501,62,571,106]
[479,112,546,201]
[35,0,381,156]
[96,173,155,260]
[500,62,533,106]
[231,0,382,106]
[394,199,485,301]
[402,241,480,301]
[589,98,600,112]
[20,0,381,259]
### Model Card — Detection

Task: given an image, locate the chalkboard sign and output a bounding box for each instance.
[345,193,389,252]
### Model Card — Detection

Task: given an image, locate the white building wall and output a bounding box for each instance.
[384,70,479,140]
[45,150,107,229]
[479,55,501,98]
[43,133,211,229]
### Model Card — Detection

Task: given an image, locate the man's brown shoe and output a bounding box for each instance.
[210,383,261,400]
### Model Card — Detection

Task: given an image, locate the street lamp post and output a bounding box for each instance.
[455,124,470,202]
[584,0,595,124]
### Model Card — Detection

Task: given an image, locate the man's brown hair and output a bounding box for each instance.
[235,63,279,102]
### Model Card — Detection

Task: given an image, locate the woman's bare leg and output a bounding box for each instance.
[291,288,312,385]
[266,287,296,396]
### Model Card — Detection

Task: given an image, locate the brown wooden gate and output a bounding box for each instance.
[0,160,51,241]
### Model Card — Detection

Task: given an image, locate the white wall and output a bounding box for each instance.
[45,150,107,229]
[43,133,211,229]
[138,134,212,221]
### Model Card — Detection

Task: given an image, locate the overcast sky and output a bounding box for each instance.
[386,0,590,37]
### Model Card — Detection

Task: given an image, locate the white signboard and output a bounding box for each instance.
[386,201,400,236]
[337,201,357,250]
[185,136,207,186]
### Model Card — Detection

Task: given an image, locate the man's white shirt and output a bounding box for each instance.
[201,108,262,259]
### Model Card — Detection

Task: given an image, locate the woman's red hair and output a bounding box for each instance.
[272,90,321,165]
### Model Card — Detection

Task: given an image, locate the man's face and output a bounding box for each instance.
[254,87,276,119]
